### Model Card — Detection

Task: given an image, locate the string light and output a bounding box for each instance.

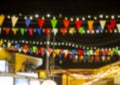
[106,15,109,19]
[82,17,85,21]
[70,18,74,21]
[94,16,97,20]
[76,17,79,21]
[47,13,51,18]
[30,16,33,20]
[7,15,11,19]
[99,14,103,18]
[88,15,91,18]
[35,14,39,18]
[111,15,115,19]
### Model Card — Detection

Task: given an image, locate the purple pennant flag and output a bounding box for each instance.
[25,18,31,28]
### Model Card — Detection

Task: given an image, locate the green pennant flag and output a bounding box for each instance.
[87,50,91,56]
[20,28,25,36]
[79,27,85,34]
[32,46,37,53]
[114,48,118,55]
[51,19,58,29]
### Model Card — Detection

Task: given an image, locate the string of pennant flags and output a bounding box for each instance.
[1,14,120,35]
[1,14,120,63]
[0,39,120,62]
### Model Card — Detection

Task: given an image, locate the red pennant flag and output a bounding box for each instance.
[75,20,82,30]
[28,28,33,36]
[63,20,70,30]
[69,54,73,60]
[5,28,10,35]
[45,28,50,35]
[78,50,84,55]
[23,45,29,49]
[96,56,100,61]
[38,19,44,29]
[61,28,67,35]
[107,24,112,31]
[110,19,116,29]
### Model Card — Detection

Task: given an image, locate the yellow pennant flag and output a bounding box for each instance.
[11,16,18,27]
[69,27,75,35]
[87,20,94,32]
[12,28,18,35]
[117,24,120,32]
[0,40,3,46]
[99,20,106,30]
[0,14,5,26]
[55,49,60,55]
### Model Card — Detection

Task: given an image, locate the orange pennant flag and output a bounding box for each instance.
[61,28,67,35]
[87,20,94,32]
[0,14,5,26]
[12,28,18,35]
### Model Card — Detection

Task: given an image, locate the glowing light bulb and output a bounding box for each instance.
[47,13,51,18]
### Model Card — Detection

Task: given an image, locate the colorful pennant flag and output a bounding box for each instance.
[0,14,5,26]
[36,28,42,35]
[51,19,58,28]
[45,28,50,35]
[25,18,31,28]
[32,46,37,53]
[28,28,33,36]
[52,29,58,35]
[61,28,67,35]
[38,19,44,29]
[11,16,18,27]
[12,28,18,35]
[99,20,106,30]
[75,20,82,30]
[5,27,10,35]
[20,28,25,36]
[117,24,120,32]
[63,20,70,30]
[79,27,85,34]
[69,27,75,35]
[87,20,94,32]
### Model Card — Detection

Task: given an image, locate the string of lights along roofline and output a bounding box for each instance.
[2,13,120,21]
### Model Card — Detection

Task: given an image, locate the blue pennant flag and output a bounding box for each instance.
[71,50,76,55]
[36,28,42,35]
[25,18,31,28]
[98,26,102,32]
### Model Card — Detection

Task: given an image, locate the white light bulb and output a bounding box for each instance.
[96,30,99,33]
[94,16,97,20]
[7,15,11,19]
[35,14,39,18]
[70,18,74,21]
[99,14,103,18]
[24,16,27,19]
[111,15,115,19]
[87,30,90,34]
[30,16,33,20]
[82,17,85,21]
[76,17,79,21]
[47,13,51,18]
[88,15,91,18]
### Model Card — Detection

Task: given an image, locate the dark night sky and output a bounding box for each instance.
[0,0,120,16]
